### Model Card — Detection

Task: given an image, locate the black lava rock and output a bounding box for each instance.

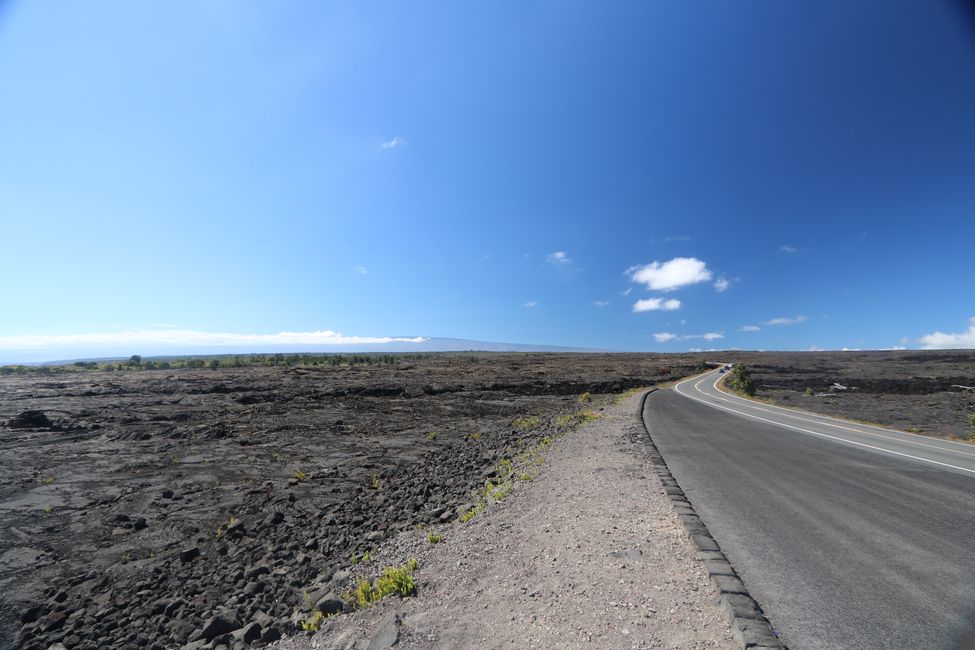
[8,410,55,429]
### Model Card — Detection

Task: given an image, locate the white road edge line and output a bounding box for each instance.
[710,371,975,450]
[672,374,975,476]
[700,375,975,459]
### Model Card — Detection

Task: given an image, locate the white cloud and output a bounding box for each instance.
[621,288,632,296]
[593,301,609,307]
[664,235,691,242]
[353,265,369,275]
[0,329,426,350]
[546,251,572,265]
[767,315,808,326]
[628,257,712,292]
[380,136,406,149]
[714,277,730,292]
[919,317,975,349]
[633,298,681,313]
[739,325,761,332]
[653,331,724,343]
[697,332,725,341]
[780,245,797,253]
[523,301,538,308]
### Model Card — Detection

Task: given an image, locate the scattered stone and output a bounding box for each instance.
[180,547,201,563]
[365,613,400,650]
[199,611,241,641]
[315,592,344,616]
[263,511,285,528]
[8,410,55,429]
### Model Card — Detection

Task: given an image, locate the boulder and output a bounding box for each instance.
[8,410,55,429]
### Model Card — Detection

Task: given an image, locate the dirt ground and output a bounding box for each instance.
[273,390,737,650]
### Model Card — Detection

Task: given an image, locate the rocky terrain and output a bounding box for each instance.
[0,353,690,649]
[720,350,975,440]
[3,349,972,649]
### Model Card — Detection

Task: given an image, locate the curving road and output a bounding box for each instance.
[644,370,975,650]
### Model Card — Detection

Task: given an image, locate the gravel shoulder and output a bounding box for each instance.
[276,391,736,650]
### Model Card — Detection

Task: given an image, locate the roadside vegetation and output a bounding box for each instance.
[729,364,757,396]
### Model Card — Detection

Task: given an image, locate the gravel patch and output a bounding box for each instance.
[275,391,736,650]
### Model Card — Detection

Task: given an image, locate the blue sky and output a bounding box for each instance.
[2,1,975,361]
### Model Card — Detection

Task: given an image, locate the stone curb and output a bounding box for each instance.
[637,388,786,650]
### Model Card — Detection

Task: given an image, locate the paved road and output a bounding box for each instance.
[645,371,975,649]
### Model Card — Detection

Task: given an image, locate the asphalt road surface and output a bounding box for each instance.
[644,371,975,649]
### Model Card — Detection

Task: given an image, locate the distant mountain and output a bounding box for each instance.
[1,337,607,365]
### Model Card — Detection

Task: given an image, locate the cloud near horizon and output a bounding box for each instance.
[633,298,681,313]
[918,317,975,349]
[628,257,712,292]
[653,331,724,343]
[0,329,427,351]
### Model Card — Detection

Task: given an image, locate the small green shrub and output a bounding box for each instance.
[294,469,306,482]
[466,432,482,442]
[350,560,418,608]
[512,416,541,431]
[555,409,600,431]
[496,458,514,479]
[371,475,381,490]
[578,392,592,403]
[427,532,443,544]
[214,516,239,539]
[300,611,325,632]
[425,431,439,441]
[804,387,814,396]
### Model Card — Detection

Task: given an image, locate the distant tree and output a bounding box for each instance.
[730,364,756,396]
[208,359,221,369]
[129,354,142,366]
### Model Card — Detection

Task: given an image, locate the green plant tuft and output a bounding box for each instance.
[300,611,324,631]
[512,416,541,431]
[427,532,443,544]
[350,560,418,608]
